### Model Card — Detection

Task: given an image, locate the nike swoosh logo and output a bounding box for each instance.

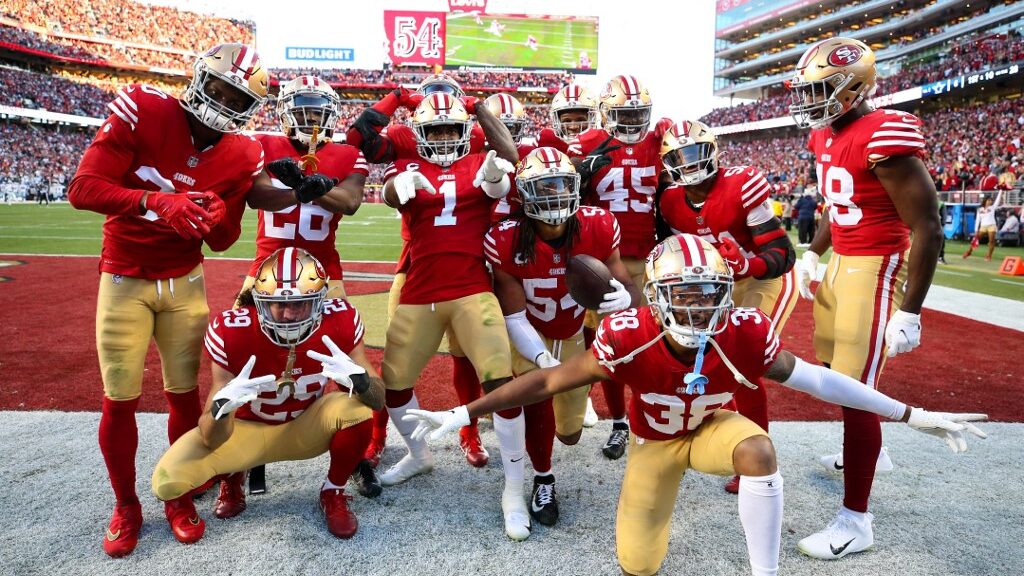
[511,457,524,463]
[833,462,844,471]
[847,268,862,274]
[188,273,203,283]
[106,529,121,541]
[831,537,856,556]
[188,515,201,526]
[531,499,544,513]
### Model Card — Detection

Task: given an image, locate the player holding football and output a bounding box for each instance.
[787,37,944,559]
[657,120,798,494]
[570,75,667,459]
[377,93,534,540]
[347,74,492,470]
[484,148,640,526]
[68,43,272,557]
[152,248,383,541]
[405,233,985,576]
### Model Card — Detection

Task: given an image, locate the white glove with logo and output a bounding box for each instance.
[795,250,820,300]
[885,310,922,358]
[403,405,471,442]
[211,355,277,420]
[598,278,632,314]
[473,150,515,188]
[392,171,436,205]
[534,351,560,369]
[306,335,368,396]
[906,408,988,453]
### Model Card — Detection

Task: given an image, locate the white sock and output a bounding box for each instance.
[738,471,784,576]
[322,478,345,491]
[839,505,867,523]
[493,412,526,488]
[386,394,430,459]
[534,469,553,478]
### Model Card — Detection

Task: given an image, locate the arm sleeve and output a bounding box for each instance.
[505,310,548,363]
[782,357,906,420]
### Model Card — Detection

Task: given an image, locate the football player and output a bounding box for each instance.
[484,148,639,526]
[786,37,944,559]
[348,74,491,470]
[377,93,533,540]
[538,83,599,153]
[657,120,798,494]
[225,74,374,506]
[68,43,270,558]
[405,234,986,576]
[151,248,383,541]
[570,75,668,460]
[483,92,535,222]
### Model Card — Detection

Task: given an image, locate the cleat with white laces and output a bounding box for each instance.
[379,453,433,487]
[502,485,531,541]
[582,398,599,428]
[798,510,874,560]
[529,475,559,526]
[602,424,629,460]
[819,446,894,475]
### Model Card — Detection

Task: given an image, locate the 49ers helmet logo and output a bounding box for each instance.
[828,45,863,66]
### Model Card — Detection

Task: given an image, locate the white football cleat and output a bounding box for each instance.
[501,485,531,541]
[798,510,874,560]
[379,453,433,487]
[582,398,599,428]
[818,447,893,475]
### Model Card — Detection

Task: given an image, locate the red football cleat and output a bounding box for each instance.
[103,501,142,558]
[164,495,205,544]
[320,487,358,539]
[459,425,489,468]
[724,475,740,494]
[363,437,386,469]
[213,471,247,519]
[192,477,216,499]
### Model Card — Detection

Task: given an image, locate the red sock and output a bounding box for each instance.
[733,379,769,433]
[327,419,373,486]
[523,399,554,473]
[841,407,881,513]
[165,389,201,445]
[385,388,414,408]
[452,355,481,427]
[371,408,389,443]
[602,380,627,420]
[99,397,141,505]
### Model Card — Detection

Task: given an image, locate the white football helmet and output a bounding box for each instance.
[181,43,268,133]
[599,75,652,144]
[550,84,599,139]
[412,93,472,166]
[516,147,581,225]
[483,93,528,144]
[276,75,340,145]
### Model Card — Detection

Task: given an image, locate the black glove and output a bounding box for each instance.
[350,372,370,395]
[295,174,338,203]
[577,135,622,187]
[266,158,304,189]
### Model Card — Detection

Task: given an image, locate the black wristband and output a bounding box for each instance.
[211,398,229,420]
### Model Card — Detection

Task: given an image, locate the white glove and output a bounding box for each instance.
[211,355,278,420]
[885,310,922,358]
[598,278,632,314]
[403,405,471,442]
[534,351,560,369]
[472,150,515,188]
[906,407,988,453]
[795,250,819,300]
[306,335,368,396]
[392,170,436,205]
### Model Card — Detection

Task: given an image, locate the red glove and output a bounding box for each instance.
[146,192,212,240]
[399,88,424,111]
[461,95,479,115]
[188,192,226,228]
[654,117,675,140]
[717,237,751,279]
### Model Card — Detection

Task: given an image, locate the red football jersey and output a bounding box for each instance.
[249,135,369,280]
[572,128,661,259]
[537,128,571,154]
[490,143,536,223]
[72,84,263,279]
[383,153,497,304]
[484,206,622,339]
[659,166,775,258]
[808,108,926,256]
[204,299,365,424]
[592,306,779,441]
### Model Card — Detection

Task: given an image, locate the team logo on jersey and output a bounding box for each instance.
[825,138,833,148]
[696,216,705,226]
[514,252,529,265]
[187,156,199,168]
[827,45,864,66]
[625,147,634,155]
[552,253,561,264]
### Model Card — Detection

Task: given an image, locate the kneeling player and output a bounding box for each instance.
[484,148,639,526]
[404,234,986,576]
[151,248,384,541]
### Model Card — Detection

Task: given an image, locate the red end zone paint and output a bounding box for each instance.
[0,256,1018,421]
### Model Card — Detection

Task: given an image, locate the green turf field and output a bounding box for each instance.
[1,202,1022,300]
[445,15,598,70]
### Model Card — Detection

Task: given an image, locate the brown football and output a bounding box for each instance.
[566,254,614,310]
